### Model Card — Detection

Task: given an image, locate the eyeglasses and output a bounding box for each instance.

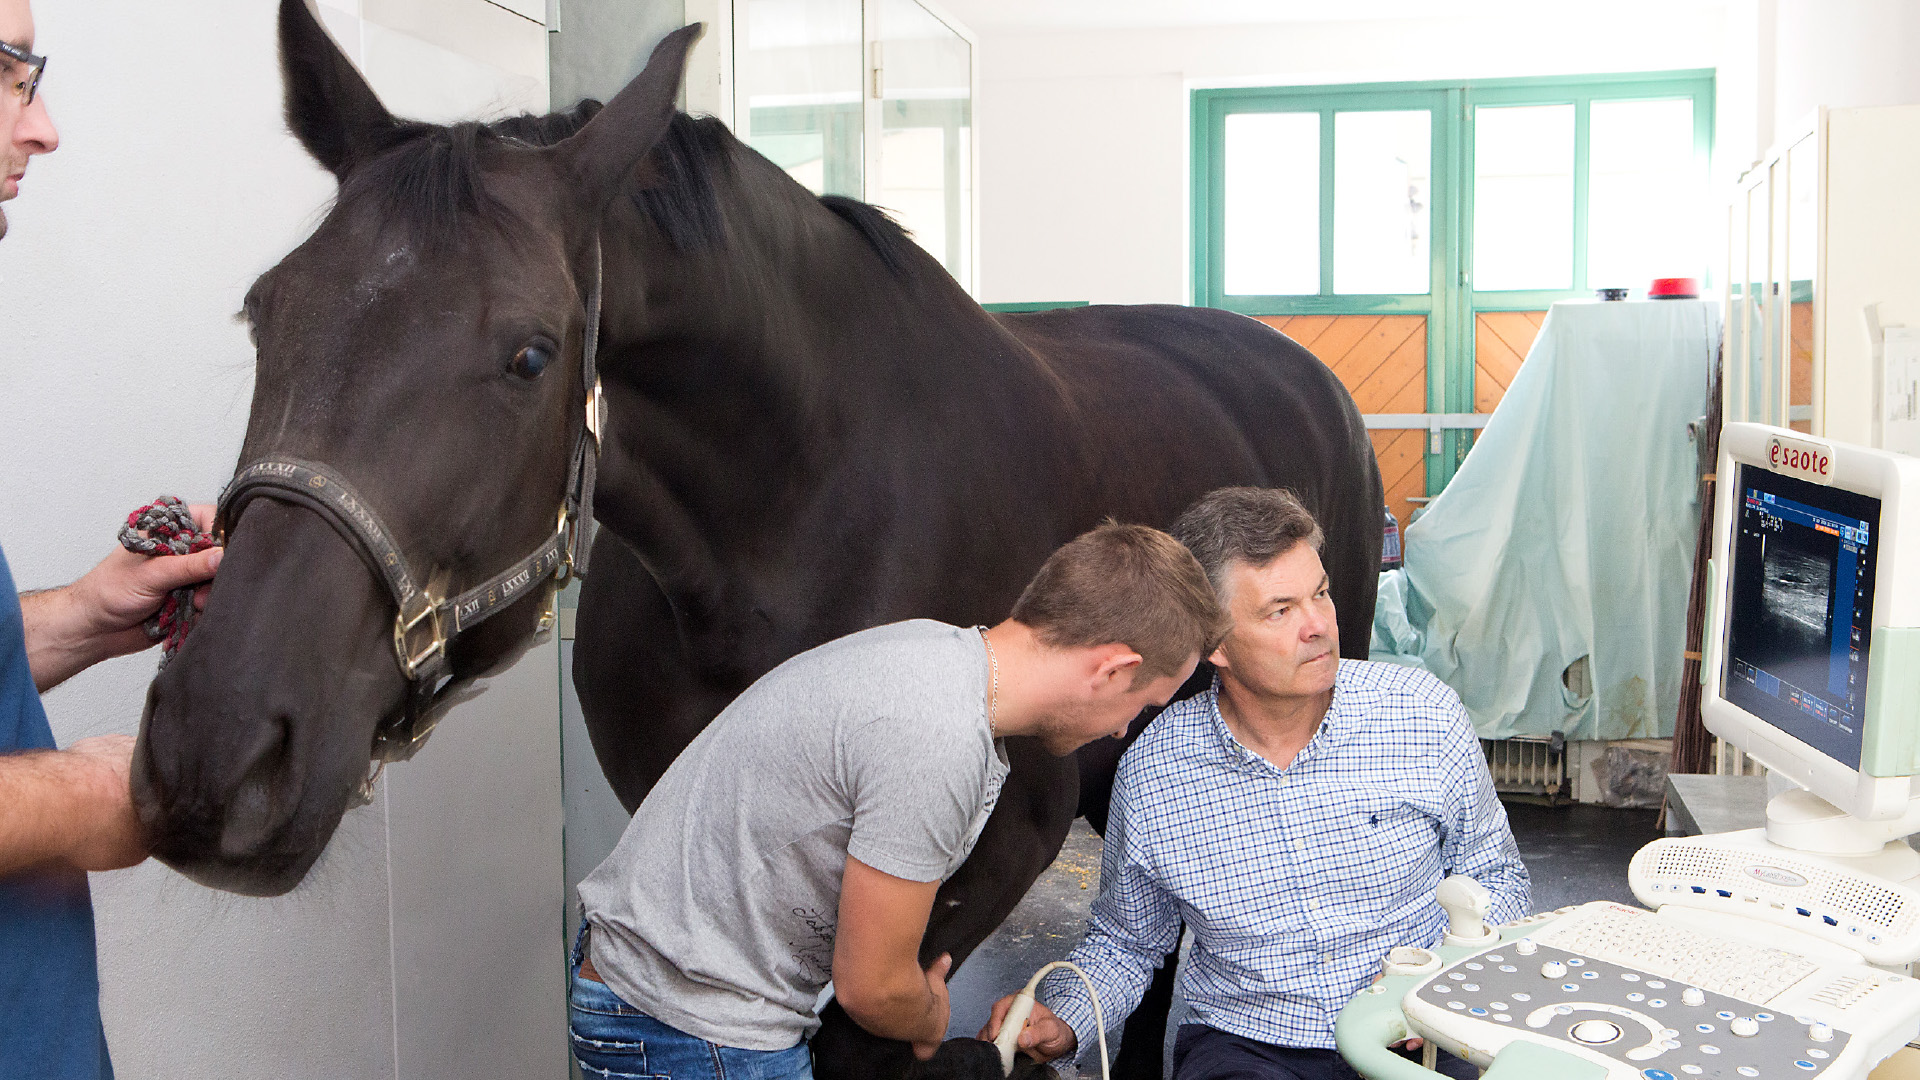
[0,40,45,107]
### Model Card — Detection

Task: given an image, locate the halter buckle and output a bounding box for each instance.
[586,376,606,443]
[393,594,445,680]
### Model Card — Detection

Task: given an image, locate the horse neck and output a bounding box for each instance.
[588,163,1043,601]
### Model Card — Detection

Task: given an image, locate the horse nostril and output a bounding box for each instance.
[214,716,299,860]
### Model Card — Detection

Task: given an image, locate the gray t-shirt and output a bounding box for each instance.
[577,619,1010,1050]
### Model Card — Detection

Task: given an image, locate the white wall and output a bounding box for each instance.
[974,9,1728,307]
[1718,0,1920,176]
[0,2,568,1076]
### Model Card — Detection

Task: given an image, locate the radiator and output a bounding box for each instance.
[1481,733,1569,802]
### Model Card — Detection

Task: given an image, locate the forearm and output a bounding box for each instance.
[838,963,947,1045]
[1448,774,1533,921]
[20,587,119,693]
[0,750,109,875]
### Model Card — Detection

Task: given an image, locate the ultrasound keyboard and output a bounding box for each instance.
[1388,902,1920,1079]
[1528,904,1819,1003]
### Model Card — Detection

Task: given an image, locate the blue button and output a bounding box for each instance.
[1643,1071,1676,1080]
[1469,1007,1488,1016]
[1796,1062,1817,1071]
[1696,1024,1714,1033]
[1563,984,1579,992]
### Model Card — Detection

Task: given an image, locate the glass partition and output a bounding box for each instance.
[734,0,865,197]
[1787,132,1818,432]
[1745,174,1773,421]
[877,0,971,281]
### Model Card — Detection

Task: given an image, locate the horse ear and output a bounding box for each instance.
[558,23,704,207]
[279,0,403,179]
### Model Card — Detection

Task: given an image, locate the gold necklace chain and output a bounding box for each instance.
[976,625,999,739]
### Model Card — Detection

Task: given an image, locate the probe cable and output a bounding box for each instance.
[992,961,1109,1080]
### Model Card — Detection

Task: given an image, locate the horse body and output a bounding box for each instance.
[571,122,1380,1075]
[135,7,1380,1077]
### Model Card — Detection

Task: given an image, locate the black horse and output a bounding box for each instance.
[132,4,1381,1078]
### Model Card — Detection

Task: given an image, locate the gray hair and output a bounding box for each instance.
[1170,487,1325,605]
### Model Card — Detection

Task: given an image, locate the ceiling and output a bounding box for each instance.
[932,0,1726,35]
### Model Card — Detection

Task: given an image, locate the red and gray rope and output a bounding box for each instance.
[118,496,220,666]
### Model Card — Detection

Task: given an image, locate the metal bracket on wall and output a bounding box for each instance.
[1363,413,1492,454]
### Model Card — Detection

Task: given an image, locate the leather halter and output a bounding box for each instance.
[214,240,605,795]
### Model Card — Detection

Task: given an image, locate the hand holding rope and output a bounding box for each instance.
[118,496,221,666]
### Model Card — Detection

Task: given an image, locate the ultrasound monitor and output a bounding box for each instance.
[1703,424,1920,845]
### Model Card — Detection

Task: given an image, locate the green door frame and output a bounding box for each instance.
[1193,69,1714,494]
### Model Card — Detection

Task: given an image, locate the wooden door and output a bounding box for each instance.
[1256,314,1425,528]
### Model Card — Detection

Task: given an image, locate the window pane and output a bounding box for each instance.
[1474,104,1574,290]
[1224,112,1319,295]
[879,0,972,282]
[1333,110,1430,294]
[735,0,865,197]
[1588,98,1704,291]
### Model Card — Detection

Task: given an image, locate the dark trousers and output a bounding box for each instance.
[1170,1025,1478,1080]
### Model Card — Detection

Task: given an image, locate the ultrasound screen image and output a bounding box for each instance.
[1756,545,1833,677]
[1723,465,1880,769]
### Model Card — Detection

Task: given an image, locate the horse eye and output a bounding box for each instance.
[509,343,553,380]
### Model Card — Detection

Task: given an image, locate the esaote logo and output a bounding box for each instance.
[1769,436,1833,483]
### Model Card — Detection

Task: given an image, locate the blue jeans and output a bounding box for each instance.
[569,925,814,1080]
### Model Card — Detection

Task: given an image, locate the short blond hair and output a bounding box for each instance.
[1009,521,1227,683]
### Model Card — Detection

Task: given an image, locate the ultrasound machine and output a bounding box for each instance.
[1335,423,1920,1080]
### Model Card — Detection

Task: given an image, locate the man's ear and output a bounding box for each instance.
[1088,645,1145,696]
[1208,642,1231,670]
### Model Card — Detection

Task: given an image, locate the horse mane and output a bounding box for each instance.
[818,195,918,279]
[336,102,914,276]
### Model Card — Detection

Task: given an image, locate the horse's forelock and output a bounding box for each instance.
[332,104,602,250]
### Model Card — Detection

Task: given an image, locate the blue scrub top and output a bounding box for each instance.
[0,545,113,1079]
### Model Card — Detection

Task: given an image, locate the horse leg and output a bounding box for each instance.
[811,738,1079,1080]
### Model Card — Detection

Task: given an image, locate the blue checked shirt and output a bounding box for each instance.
[1038,660,1529,1071]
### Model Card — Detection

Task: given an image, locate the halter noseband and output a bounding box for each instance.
[214,240,604,800]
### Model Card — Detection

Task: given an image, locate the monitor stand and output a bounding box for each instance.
[1765,787,1920,884]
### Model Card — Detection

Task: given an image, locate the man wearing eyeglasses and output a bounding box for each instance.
[1,2,223,1077]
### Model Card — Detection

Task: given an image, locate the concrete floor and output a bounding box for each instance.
[944,802,1665,1076]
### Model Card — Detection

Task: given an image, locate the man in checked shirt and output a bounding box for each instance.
[984,486,1530,1080]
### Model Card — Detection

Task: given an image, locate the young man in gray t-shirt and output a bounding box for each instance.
[571,523,1227,1079]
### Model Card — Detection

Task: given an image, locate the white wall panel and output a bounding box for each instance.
[1,1,561,1075]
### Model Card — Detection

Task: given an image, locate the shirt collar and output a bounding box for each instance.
[1202,664,1358,771]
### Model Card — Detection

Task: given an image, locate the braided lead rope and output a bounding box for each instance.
[118,496,221,667]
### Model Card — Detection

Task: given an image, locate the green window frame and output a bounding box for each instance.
[1192,70,1715,493]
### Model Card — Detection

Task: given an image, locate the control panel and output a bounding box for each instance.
[1337,893,1920,1080]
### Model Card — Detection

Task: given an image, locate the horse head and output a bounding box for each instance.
[131,0,699,896]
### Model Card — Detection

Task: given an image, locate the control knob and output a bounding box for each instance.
[1810,1022,1834,1043]
[1514,939,1538,956]
[1682,988,1706,1007]
[1540,961,1567,979]
[1730,1016,1760,1037]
